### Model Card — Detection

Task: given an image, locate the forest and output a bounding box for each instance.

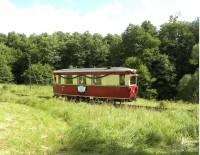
[0,16,199,102]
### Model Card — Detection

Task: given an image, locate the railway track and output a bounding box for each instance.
[52,95,167,111]
[113,103,167,111]
[16,94,195,112]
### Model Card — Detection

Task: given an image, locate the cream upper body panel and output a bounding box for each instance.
[54,74,133,86]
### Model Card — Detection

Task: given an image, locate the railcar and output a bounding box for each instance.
[53,67,138,101]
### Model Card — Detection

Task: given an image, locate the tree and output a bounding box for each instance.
[122,23,177,99]
[177,44,199,103]
[22,63,53,85]
[159,20,197,80]
[136,45,177,99]
[177,70,199,103]
[0,33,7,44]
[190,44,199,66]
[28,33,61,66]
[141,20,157,36]
[0,56,13,83]
[191,18,199,43]
[5,32,30,83]
[0,43,15,83]
[149,54,176,99]
[104,34,123,66]
[81,32,109,67]
[122,24,160,60]
[0,43,16,64]
[59,32,83,68]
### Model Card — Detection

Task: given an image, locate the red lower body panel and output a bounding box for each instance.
[53,84,137,99]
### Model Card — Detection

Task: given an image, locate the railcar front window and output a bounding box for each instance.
[119,75,125,86]
[130,76,137,85]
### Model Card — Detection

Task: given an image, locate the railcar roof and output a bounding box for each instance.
[54,67,136,74]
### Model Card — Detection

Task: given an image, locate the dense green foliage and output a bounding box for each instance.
[177,70,199,102]
[0,44,14,82]
[0,17,199,101]
[0,84,198,154]
[177,44,199,102]
[22,63,53,84]
[0,60,13,83]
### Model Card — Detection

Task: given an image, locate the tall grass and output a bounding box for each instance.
[0,84,198,155]
[0,102,67,155]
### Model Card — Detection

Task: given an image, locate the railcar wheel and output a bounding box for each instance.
[53,94,58,98]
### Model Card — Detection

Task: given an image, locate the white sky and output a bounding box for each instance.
[0,0,199,35]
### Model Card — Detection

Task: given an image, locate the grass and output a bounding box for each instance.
[0,102,67,155]
[0,84,199,155]
[131,98,198,111]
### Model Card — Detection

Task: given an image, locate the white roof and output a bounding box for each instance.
[54,67,136,74]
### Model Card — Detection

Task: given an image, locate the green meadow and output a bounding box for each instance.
[0,84,198,155]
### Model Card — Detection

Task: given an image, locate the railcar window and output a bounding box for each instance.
[65,75,73,84]
[130,76,137,85]
[54,76,56,83]
[92,75,102,85]
[78,76,86,85]
[119,75,125,86]
[58,75,61,84]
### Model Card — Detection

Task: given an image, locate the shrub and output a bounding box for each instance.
[0,57,13,83]
[22,63,53,85]
[143,88,158,99]
[177,70,199,103]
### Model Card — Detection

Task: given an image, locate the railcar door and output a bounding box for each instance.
[129,75,138,98]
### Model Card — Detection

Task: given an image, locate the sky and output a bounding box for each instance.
[0,0,199,35]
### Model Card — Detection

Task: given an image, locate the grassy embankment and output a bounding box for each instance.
[0,84,198,155]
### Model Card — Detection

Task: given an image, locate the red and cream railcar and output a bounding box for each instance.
[53,67,138,101]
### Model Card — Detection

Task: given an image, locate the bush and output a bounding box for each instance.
[177,70,199,103]
[22,63,53,85]
[143,88,158,99]
[0,56,13,83]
